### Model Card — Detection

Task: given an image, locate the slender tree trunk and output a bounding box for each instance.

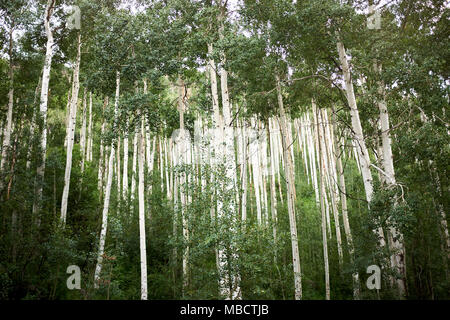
[87,92,93,162]
[60,33,81,226]
[131,131,138,202]
[275,73,302,300]
[374,61,406,297]
[336,38,386,247]
[80,88,87,173]
[138,117,148,300]
[122,121,129,201]
[316,106,330,300]
[33,0,56,224]
[98,97,108,194]
[0,25,15,187]
[94,71,120,287]
[331,106,360,299]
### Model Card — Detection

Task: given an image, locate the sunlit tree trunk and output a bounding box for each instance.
[60,33,81,226]
[94,71,120,288]
[33,0,56,224]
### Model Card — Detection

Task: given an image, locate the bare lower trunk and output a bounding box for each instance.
[60,33,81,226]
[331,106,360,299]
[94,71,120,288]
[33,0,56,224]
[276,74,302,300]
[138,118,148,300]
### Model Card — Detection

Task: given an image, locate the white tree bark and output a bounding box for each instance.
[60,33,81,226]
[80,88,87,173]
[276,74,302,300]
[87,92,93,162]
[98,97,108,194]
[122,120,129,201]
[131,131,138,202]
[375,61,406,296]
[0,25,15,183]
[336,39,386,247]
[138,118,148,300]
[331,106,360,299]
[33,0,55,222]
[94,71,120,288]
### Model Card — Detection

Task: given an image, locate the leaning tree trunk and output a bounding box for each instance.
[275,73,302,300]
[33,0,56,224]
[94,71,120,288]
[336,38,386,247]
[60,33,81,226]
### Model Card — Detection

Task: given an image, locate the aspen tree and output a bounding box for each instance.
[316,106,330,300]
[33,0,56,222]
[275,73,302,300]
[60,33,81,226]
[138,117,148,300]
[87,92,93,162]
[94,71,120,288]
[0,22,16,183]
[331,106,360,299]
[98,97,108,194]
[80,88,87,173]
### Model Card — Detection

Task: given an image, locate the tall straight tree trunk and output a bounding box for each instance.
[218,27,242,298]
[275,73,302,300]
[60,33,81,226]
[87,92,93,162]
[267,123,278,244]
[321,109,343,264]
[138,117,148,300]
[331,106,360,299]
[374,61,406,297]
[0,25,15,187]
[131,131,138,202]
[33,0,56,223]
[316,106,330,300]
[122,120,129,201]
[80,88,87,173]
[98,97,108,194]
[94,71,120,288]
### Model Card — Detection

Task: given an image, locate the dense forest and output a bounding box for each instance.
[0,0,448,300]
